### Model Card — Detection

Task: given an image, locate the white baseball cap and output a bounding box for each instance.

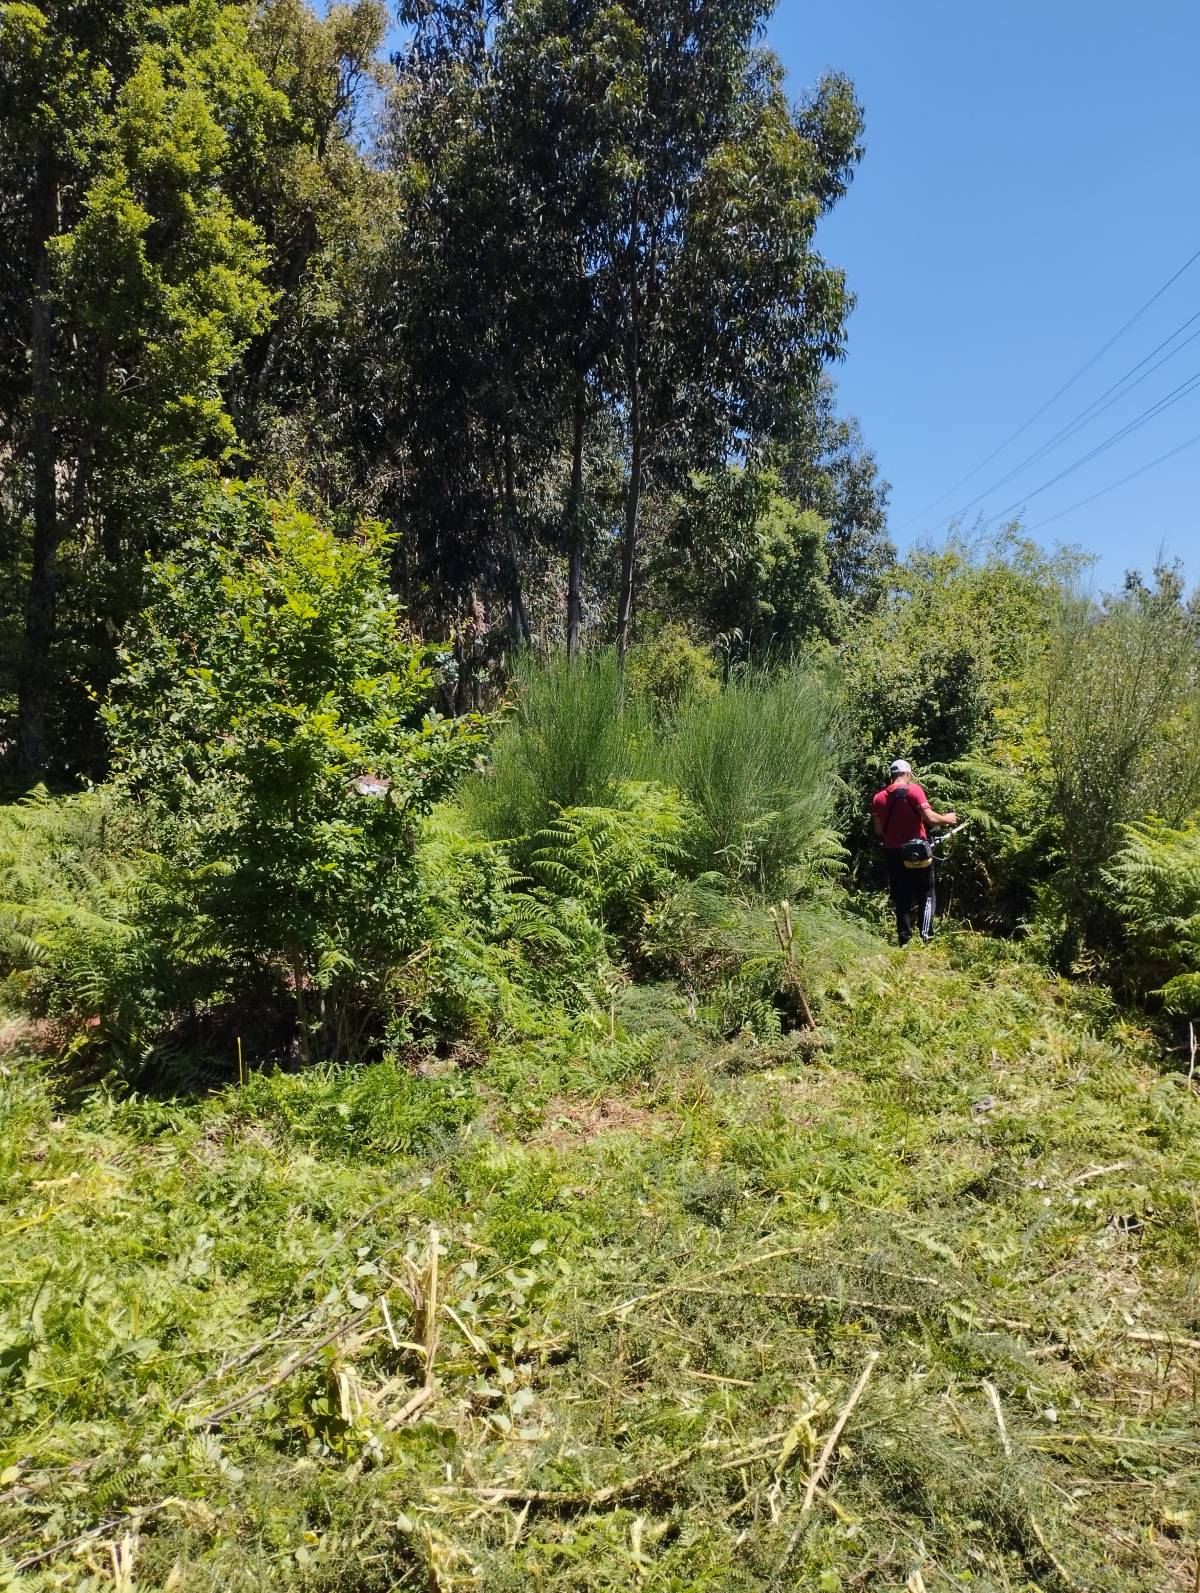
[889,758,912,777]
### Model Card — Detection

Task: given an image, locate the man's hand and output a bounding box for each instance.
[942,810,958,826]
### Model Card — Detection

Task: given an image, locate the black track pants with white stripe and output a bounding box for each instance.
[885,852,936,946]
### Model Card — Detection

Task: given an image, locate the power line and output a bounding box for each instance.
[1025,426,1200,532]
[981,363,1200,526]
[896,241,1200,532]
[950,307,1200,519]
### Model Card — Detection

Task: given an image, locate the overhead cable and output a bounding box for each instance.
[982,364,1200,525]
[895,241,1200,531]
[950,307,1200,518]
[1025,427,1200,532]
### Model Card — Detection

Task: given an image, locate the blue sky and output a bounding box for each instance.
[767,0,1200,587]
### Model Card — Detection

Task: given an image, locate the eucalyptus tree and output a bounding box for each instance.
[528,0,866,655]
[386,0,865,659]
[773,376,893,608]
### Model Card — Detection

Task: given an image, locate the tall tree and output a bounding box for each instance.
[563,2,864,655]
[231,0,394,481]
[774,375,893,608]
[0,1,276,784]
[385,0,865,660]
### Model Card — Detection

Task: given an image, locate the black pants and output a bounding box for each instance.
[886,852,936,945]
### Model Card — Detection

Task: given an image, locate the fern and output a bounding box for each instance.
[1103,820,1200,1014]
[0,789,161,1047]
[530,783,689,950]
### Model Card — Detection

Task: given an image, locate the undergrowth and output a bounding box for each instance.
[2,934,1197,1591]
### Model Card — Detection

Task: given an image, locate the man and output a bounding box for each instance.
[871,758,957,946]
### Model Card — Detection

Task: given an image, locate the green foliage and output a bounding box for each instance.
[458,651,645,847]
[1046,571,1200,952]
[462,652,839,906]
[835,532,1084,932]
[386,0,864,659]
[650,467,840,658]
[0,786,156,1051]
[839,532,1075,789]
[530,781,689,951]
[47,8,276,461]
[1104,820,1200,1015]
[624,623,719,718]
[0,0,280,779]
[655,664,839,893]
[772,373,894,608]
[104,484,488,1059]
[404,805,612,1048]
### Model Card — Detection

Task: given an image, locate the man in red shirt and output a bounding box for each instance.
[871,759,957,945]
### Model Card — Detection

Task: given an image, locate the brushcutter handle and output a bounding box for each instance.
[932,819,971,848]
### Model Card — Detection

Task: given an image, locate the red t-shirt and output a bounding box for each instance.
[872,781,929,848]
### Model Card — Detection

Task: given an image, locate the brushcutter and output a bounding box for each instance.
[931,819,971,849]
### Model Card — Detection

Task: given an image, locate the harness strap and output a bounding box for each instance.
[882,782,918,842]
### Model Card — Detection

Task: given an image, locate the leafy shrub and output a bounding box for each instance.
[104,485,488,1061]
[0,788,156,1053]
[458,650,646,847]
[655,664,838,893]
[625,623,719,718]
[916,751,1056,933]
[1104,820,1200,1016]
[1046,574,1200,945]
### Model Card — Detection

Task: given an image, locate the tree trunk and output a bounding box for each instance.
[616,183,642,662]
[291,954,312,1067]
[565,383,585,659]
[501,431,532,646]
[16,159,61,786]
[247,210,317,405]
[616,419,642,661]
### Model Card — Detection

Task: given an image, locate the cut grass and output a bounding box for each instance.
[1,933,1198,1591]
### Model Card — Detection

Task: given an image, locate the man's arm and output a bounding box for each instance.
[919,800,958,827]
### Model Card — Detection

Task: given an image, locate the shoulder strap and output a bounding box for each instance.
[882,783,917,840]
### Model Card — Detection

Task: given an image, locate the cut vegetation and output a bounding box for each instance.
[2,938,1197,1590]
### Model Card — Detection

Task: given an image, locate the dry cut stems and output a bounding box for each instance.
[774,1350,880,1578]
[982,1378,1080,1591]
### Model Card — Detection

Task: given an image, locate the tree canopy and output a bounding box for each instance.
[0,0,886,778]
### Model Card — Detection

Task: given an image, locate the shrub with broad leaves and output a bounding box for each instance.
[104,484,489,1060]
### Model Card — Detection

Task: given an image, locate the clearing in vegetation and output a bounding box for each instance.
[2,935,1197,1591]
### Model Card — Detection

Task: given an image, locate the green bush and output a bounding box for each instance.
[1104,820,1200,1016]
[1046,575,1200,947]
[655,665,839,893]
[104,484,488,1061]
[459,651,646,847]
[0,788,158,1054]
[625,623,719,718]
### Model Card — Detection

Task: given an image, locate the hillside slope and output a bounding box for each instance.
[2,935,1197,1591]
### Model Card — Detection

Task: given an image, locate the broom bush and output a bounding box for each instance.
[656,664,839,893]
